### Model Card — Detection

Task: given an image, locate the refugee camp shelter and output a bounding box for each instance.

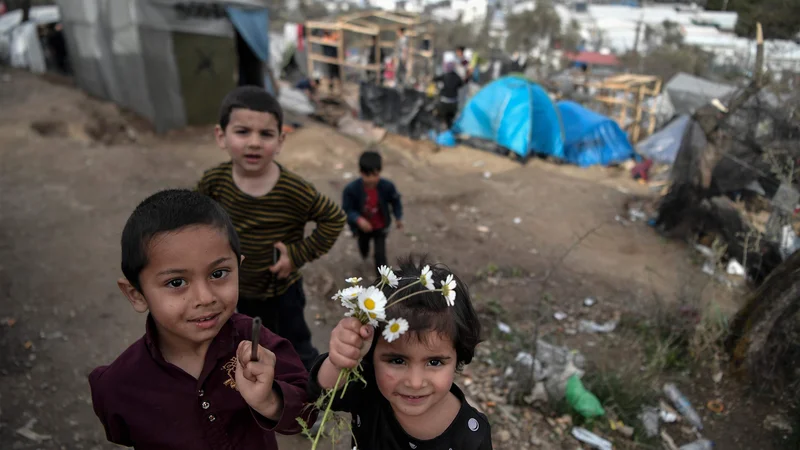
[663,72,736,116]
[453,76,564,160]
[56,0,272,132]
[556,101,634,167]
[635,114,698,165]
[305,10,434,87]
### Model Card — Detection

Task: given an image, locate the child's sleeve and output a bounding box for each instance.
[255,327,314,435]
[195,170,213,197]
[388,182,403,221]
[341,183,361,227]
[285,186,345,269]
[88,367,133,446]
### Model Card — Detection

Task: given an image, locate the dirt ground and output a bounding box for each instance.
[0,70,786,449]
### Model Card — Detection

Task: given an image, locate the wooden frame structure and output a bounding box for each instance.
[305,10,434,86]
[589,74,663,143]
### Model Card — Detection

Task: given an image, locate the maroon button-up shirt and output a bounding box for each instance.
[89,313,312,449]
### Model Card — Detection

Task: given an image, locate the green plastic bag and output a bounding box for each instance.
[565,374,605,418]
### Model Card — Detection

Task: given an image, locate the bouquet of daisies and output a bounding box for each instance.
[301,264,457,449]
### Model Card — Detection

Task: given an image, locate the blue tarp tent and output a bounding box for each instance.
[556,101,634,167]
[453,76,564,159]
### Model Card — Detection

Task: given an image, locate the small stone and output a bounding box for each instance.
[497,429,511,442]
[712,372,723,383]
[530,434,543,446]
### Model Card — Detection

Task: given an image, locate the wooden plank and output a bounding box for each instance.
[374,10,417,25]
[340,21,380,35]
[307,36,338,46]
[309,54,381,72]
[594,95,634,107]
[306,21,339,31]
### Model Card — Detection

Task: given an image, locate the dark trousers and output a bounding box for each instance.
[237,279,319,371]
[437,101,458,129]
[358,229,388,269]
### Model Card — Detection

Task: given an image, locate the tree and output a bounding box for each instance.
[504,0,561,53]
[559,19,583,52]
[706,0,800,40]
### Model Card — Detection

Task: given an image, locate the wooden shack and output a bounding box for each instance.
[305,10,434,89]
[590,74,662,143]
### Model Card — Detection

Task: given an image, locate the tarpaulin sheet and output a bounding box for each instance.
[557,100,634,167]
[359,82,438,139]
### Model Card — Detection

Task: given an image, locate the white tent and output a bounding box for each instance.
[56,0,269,132]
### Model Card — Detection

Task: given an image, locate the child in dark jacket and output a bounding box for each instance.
[342,150,403,270]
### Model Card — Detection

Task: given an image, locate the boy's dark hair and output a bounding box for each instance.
[120,189,241,292]
[456,46,466,54]
[373,256,482,370]
[398,27,406,34]
[218,86,283,132]
[359,150,382,175]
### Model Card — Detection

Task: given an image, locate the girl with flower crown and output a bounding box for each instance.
[306,257,492,450]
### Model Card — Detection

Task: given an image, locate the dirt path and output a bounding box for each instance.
[0,71,739,449]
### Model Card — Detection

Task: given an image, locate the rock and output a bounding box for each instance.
[497,429,511,442]
[530,433,544,446]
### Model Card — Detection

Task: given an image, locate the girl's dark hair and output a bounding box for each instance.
[120,189,241,292]
[371,256,482,370]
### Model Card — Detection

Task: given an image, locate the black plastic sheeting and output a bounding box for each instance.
[359,82,438,139]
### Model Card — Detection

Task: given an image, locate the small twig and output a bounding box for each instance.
[528,222,607,384]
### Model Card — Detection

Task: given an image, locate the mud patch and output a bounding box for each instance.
[30,120,69,138]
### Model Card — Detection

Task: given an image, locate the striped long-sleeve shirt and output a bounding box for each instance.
[197,161,345,300]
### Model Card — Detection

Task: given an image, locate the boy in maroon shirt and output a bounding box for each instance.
[342,150,404,270]
[88,189,312,449]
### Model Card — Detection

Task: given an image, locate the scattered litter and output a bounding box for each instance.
[477,225,490,233]
[529,248,539,255]
[639,407,661,437]
[664,383,703,430]
[726,259,746,277]
[583,298,596,307]
[628,208,647,222]
[579,319,617,334]
[513,217,522,224]
[497,322,512,334]
[473,160,485,167]
[678,438,713,450]
[483,171,492,179]
[553,312,568,321]
[24,341,33,350]
[694,245,715,259]
[515,351,534,367]
[342,172,354,180]
[16,419,51,442]
[661,430,680,450]
[660,409,678,423]
[701,261,715,276]
[334,163,344,170]
[565,375,604,418]
[706,399,724,414]
[780,224,800,260]
[3,318,15,327]
[763,414,794,433]
[571,427,612,450]
[44,331,64,340]
[712,371,723,383]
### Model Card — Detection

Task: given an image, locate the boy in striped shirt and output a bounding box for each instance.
[197,86,346,370]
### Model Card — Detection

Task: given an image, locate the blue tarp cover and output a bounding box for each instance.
[453,76,564,159]
[635,114,692,165]
[226,7,274,94]
[556,100,634,167]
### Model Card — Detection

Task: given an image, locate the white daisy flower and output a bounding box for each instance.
[382,318,409,343]
[339,286,364,308]
[440,274,457,306]
[346,277,363,285]
[378,265,399,288]
[419,265,435,291]
[358,286,387,322]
